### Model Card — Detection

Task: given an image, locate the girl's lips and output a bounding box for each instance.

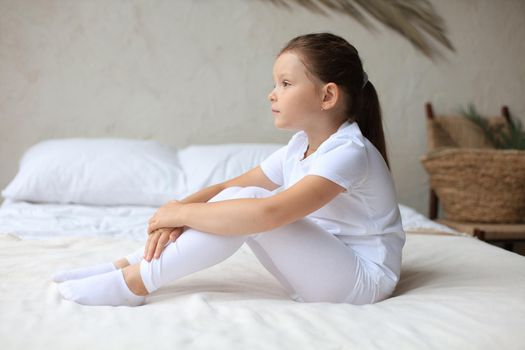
[272,110,280,113]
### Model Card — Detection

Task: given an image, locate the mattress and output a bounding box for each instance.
[1,199,524,349]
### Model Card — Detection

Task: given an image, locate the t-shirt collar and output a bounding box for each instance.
[298,120,364,146]
[334,120,365,147]
[296,120,365,161]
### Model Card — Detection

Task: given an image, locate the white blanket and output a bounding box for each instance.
[0,199,460,240]
[1,231,524,350]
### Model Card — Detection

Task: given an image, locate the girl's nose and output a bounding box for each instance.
[268,89,276,102]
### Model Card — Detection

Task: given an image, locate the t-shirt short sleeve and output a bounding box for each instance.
[259,145,287,187]
[307,140,368,191]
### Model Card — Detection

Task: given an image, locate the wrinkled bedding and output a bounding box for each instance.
[0,233,524,349]
[0,199,460,241]
[1,200,524,349]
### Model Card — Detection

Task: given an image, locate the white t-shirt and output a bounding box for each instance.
[260,120,405,283]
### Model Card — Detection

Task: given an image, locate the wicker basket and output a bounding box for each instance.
[421,147,525,223]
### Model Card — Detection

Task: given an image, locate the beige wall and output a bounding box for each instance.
[1,0,525,221]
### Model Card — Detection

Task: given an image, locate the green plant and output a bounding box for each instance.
[458,104,525,150]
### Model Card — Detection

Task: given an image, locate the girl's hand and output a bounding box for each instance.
[148,200,185,235]
[144,227,184,262]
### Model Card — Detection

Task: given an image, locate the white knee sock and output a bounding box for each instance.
[57,269,146,307]
[51,249,144,283]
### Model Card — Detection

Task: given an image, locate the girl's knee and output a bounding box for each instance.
[208,186,244,202]
[210,186,273,202]
[234,186,274,198]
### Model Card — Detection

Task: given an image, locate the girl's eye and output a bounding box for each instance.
[272,81,290,89]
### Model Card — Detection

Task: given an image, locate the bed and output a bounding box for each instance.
[1,138,524,350]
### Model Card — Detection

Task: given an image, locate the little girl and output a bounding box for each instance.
[52,32,405,307]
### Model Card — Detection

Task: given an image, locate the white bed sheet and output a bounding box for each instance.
[0,230,524,349]
[0,198,462,241]
[1,200,524,349]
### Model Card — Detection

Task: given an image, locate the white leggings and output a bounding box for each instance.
[127,186,394,304]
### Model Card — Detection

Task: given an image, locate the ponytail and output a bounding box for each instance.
[355,81,390,171]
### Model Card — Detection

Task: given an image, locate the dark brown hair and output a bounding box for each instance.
[278,32,390,170]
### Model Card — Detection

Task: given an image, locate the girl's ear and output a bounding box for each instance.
[321,82,340,110]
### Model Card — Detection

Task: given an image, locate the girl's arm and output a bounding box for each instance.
[144,183,227,261]
[179,165,279,205]
[145,176,344,261]
[154,165,280,233]
[178,183,226,204]
[178,198,275,235]
[175,175,345,235]
[144,167,277,261]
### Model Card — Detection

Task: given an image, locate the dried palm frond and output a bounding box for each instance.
[263,0,455,60]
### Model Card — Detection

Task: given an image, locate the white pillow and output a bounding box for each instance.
[178,143,285,194]
[1,138,186,207]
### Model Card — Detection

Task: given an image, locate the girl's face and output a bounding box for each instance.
[268,52,324,130]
